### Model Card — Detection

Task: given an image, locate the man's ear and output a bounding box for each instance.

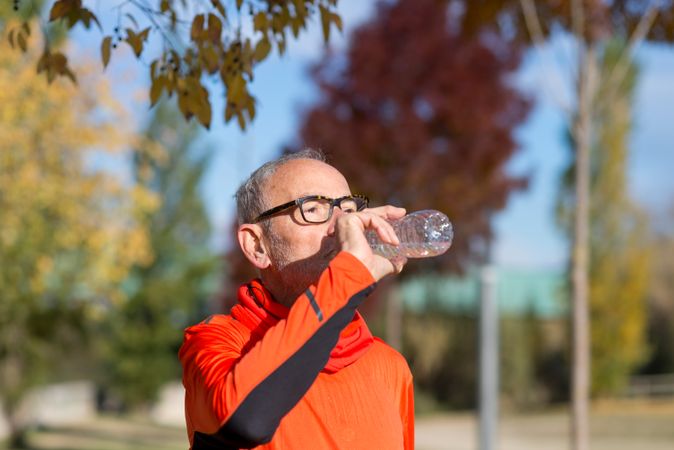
[238,223,271,269]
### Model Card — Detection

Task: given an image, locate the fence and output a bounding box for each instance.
[626,373,674,398]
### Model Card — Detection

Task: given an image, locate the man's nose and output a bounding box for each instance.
[327,206,345,235]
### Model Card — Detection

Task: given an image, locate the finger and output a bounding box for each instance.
[361,206,405,245]
[366,213,399,245]
[389,255,408,274]
[366,205,406,220]
[384,206,406,220]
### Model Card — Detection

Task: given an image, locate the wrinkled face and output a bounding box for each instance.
[260,159,352,302]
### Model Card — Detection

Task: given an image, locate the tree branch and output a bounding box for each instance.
[596,3,659,113]
[571,0,585,47]
[519,0,573,116]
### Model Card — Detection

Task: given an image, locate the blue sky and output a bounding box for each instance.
[494,39,674,268]
[76,1,673,270]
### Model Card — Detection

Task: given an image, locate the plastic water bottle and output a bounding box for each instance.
[366,210,453,259]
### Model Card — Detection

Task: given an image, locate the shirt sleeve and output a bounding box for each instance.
[179,251,376,449]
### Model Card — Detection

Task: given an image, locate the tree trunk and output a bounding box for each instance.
[571,42,598,450]
[6,412,29,450]
[8,429,29,449]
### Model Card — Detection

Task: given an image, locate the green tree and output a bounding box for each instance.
[500,309,548,407]
[5,0,344,129]
[98,102,222,409]
[557,39,651,396]
[404,310,478,410]
[0,26,154,448]
[640,205,674,376]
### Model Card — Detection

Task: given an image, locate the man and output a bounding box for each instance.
[180,149,414,449]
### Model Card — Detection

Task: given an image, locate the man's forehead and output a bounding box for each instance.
[265,159,349,198]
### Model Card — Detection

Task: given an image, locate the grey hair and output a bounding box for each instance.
[235,148,327,226]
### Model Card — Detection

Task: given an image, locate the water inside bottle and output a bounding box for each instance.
[366,212,453,259]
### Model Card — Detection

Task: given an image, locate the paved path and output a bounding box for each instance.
[415,401,674,450]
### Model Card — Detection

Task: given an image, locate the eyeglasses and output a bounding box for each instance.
[254,194,369,224]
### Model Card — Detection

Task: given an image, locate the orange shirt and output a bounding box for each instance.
[179,252,414,449]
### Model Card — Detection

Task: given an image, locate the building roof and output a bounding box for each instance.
[401,267,568,318]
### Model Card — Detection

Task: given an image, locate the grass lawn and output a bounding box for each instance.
[10,416,188,450]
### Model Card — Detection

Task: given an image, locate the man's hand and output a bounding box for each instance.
[334,205,408,281]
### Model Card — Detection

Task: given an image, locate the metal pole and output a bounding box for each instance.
[479,265,498,450]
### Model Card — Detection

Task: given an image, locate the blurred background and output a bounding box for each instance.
[1,0,674,449]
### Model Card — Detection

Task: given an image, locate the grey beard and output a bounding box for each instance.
[264,234,333,307]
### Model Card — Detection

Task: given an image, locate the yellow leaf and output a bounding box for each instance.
[242,39,254,76]
[224,103,234,122]
[125,29,143,57]
[201,46,219,74]
[49,0,72,22]
[37,50,49,73]
[63,67,77,84]
[271,14,283,34]
[293,0,307,16]
[191,14,205,41]
[227,75,245,102]
[213,1,227,20]
[81,9,102,31]
[319,5,330,43]
[51,52,68,73]
[195,99,212,129]
[236,110,246,130]
[177,89,192,120]
[17,33,27,52]
[254,38,271,62]
[331,13,343,32]
[207,14,222,43]
[290,17,301,38]
[8,29,15,49]
[246,97,256,121]
[101,36,112,68]
[90,10,102,31]
[150,77,165,106]
[150,60,159,79]
[139,27,151,41]
[254,13,268,33]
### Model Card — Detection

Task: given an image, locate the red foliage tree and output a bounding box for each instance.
[289,0,532,274]
[221,0,532,310]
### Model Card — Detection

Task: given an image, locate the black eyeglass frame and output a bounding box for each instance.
[253,194,369,223]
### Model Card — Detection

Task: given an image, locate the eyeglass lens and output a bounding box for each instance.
[300,197,361,223]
